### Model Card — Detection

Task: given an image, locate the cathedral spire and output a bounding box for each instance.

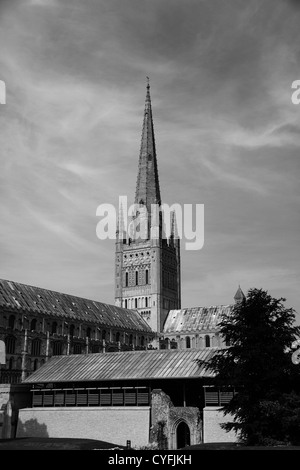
[116,199,126,240]
[135,79,161,215]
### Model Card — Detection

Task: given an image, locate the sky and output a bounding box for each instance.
[0,0,300,322]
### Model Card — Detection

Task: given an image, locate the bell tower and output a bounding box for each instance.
[115,81,181,335]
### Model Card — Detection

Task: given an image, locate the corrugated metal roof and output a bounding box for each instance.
[0,279,152,333]
[163,305,233,334]
[23,349,216,383]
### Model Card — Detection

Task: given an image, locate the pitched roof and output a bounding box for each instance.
[163,305,233,334]
[0,279,153,333]
[23,348,216,383]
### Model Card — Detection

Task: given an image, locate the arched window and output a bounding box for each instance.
[5,336,16,354]
[30,318,37,331]
[86,327,91,338]
[145,269,149,284]
[116,332,120,342]
[141,336,145,346]
[69,324,75,337]
[17,357,22,369]
[51,322,57,334]
[186,336,191,349]
[205,335,210,348]
[135,298,138,309]
[145,297,148,307]
[125,299,128,308]
[31,338,41,356]
[52,341,63,355]
[102,330,106,341]
[91,344,100,353]
[8,315,15,329]
[73,342,82,354]
[125,272,129,287]
[135,270,139,286]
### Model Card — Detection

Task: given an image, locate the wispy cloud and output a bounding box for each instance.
[0,0,299,320]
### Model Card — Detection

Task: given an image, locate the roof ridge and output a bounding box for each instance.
[0,279,152,332]
[169,304,233,310]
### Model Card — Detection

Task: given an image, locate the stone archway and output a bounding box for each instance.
[169,418,192,450]
[176,420,190,449]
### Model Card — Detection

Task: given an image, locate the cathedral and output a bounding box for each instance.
[115,81,181,335]
[0,82,244,385]
[0,83,244,447]
[113,81,244,350]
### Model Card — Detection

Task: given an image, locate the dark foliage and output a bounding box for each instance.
[201,288,300,445]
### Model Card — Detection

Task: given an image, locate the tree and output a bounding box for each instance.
[202,288,300,446]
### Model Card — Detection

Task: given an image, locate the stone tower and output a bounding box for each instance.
[115,81,181,335]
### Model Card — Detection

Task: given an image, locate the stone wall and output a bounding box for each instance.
[168,407,202,449]
[150,389,202,450]
[150,389,172,449]
[0,384,31,439]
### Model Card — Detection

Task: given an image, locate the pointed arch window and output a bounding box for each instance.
[186,336,191,349]
[125,272,129,287]
[5,335,16,354]
[52,341,63,355]
[205,335,210,348]
[135,270,139,286]
[145,269,149,284]
[73,342,82,354]
[8,315,15,329]
[31,338,41,356]
[30,319,37,332]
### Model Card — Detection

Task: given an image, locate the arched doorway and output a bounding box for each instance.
[176,421,190,449]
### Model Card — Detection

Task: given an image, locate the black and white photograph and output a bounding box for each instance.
[0,0,300,457]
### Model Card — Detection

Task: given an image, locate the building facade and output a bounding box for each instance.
[115,82,181,335]
[162,305,232,350]
[0,83,248,447]
[0,279,154,384]
[161,287,245,350]
[0,348,236,448]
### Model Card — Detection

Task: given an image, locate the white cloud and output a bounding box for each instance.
[0,0,299,320]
